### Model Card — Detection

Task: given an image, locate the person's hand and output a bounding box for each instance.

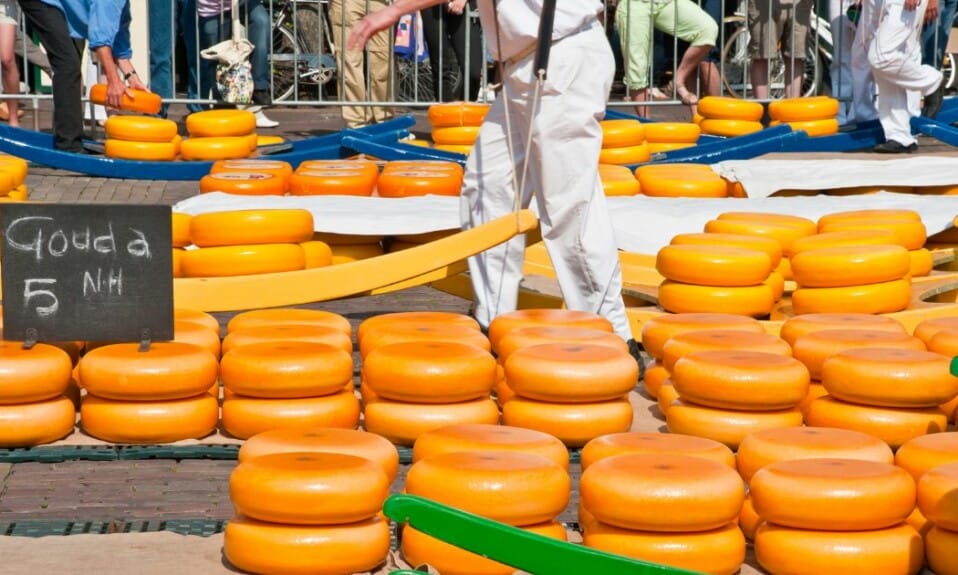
[447,0,467,15]
[347,6,399,51]
[127,74,149,93]
[924,0,939,22]
[106,76,126,109]
[905,0,920,10]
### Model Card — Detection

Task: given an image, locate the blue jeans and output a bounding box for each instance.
[149,0,202,115]
[199,0,270,100]
[922,0,958,68]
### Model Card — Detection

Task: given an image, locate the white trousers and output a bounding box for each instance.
[460,23,632,340]
[851,0,941,144]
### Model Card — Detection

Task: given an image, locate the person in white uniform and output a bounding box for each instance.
[851,0,943,152]
[348,1,638,355]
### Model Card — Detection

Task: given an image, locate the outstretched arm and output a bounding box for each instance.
[347,0,447,50]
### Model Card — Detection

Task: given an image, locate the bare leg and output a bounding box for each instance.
[698,60,722,96]
[630,88,650,118]
[784,58,805,98]
[0,23,19,127]
[675,44,712,106]
[750,57,770,99]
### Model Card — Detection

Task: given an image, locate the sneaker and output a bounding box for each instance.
[922,79,945,119]
[627,338,646,384]
[255,110,279,129]
[873,140,917,154]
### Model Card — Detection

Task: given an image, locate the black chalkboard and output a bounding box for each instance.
[1,203,173,342]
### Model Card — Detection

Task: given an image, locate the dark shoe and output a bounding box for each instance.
[627,338,646,384]
[252,89,271,107]
[873,140,917,154]
[922,80,945,119]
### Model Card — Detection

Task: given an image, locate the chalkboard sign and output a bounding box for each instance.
[1,203,173,342]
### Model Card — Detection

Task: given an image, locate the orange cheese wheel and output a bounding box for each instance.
[805,396,947,448]
[487,309,613,354]
[180,136,250,161]
[600,119,646,148]
[768,96,840,122]
[666,400,804,449]
[656,245,772,287]
[716,212,818,237]
[670,232,783,269]
[199,171,286,196]
[0,396,76,448]
[928,328,958,358]
[363,341,496,403]
[915,317,958,346]
[704,219,813,253]
[791,328,925,380]
[171,212,192,248]
[818,218,927,250]
[330,242,384,264]
[427,101,490,127]
[636,164,727,198]
[504,343,637,403]
[754,522,923,575]
[0,155,29,187]
[405,450,569,526]
[599,163,641,196]
[359,323,489,359]
[81,393,217,443]
[821,347,958,407]
[431,125,480,145]
[189,209,314,247]
[917,461,958,529]
[186,109,255,137]
[649,142,696,154]
[181,243,306,277]
[737,426,894,483]
[0,342,72,404]
[598,142,651,165]
[221,341,352,398]
[661,329,791,372]
[228,308,351,336]
[377,169,462,197]
[671,350,809,411]
[496,325,628,367]
[775,118,840,137]
[237,428,399,481]
[643,122,701,143]
[657,381,680,416]
[926,526,958,575]
[381,159,463,175]
[818,209,921,228]
[699,119,763,137]
[172,319,221,359]
[411,423,568,468]
[401,522,566,575]
[657,281,775,317]
[642,359,669,399]
[289,169,377,196]
[78,342,217,401]
[300,240,333,268]
[750,458,915,530]
[90,84,162,114]
[780,313,906,347]
[363,398,499,446]
[501,396,632,447]
[698,96,764,121]
[221,324,352,356]
[895,432,958,481]
[788,229,902,257]
[791,244,910,288]
[104,139,177,161]
[174,308,220,336]
[211,158,292,181]
[104,115,177,142]
[357,311,478,345]
[222,390,361,439]
[581,432,735,471]
[640,313,764,359]
[230,452,389,525]
[583,521,745,575]
[739,496,762,540]
[223,514,390,575]
[909,248,933,276]
[798,383,829,416]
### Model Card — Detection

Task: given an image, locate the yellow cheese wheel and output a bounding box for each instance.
[643,122,701,143]
[175,308,220,335]
[78,342,217,401]
[228,308,351,336]
[791,328,925,379]
[363,398,499,446]
[670,232,783,269]
[580,431,735,470]
[211,158,292,183]
[412,423,569,469]
[791,278,912,315]
[363,341,496,403]
[818,218,927,250]
[822,347,958,408]
[698,96,764,121]
[171,212,192,248]
[640,313,764,359]
[917,461,958,530]
[656,244,772,286]
[0,155,28,187]
[427,101,490,127]
[186,109,255,137]
[818,209,921,229]
[805,396,947,448]
[774,118,840,137]
[666,399,805,449]
[0,342,72,404]
[768,96,840,122]
[648,142,696,154]
[583,521,745,575]
[377,169,462,197]
[704,218,813,253]
[737,426,894,483]
[180,136,251,161]
[189,209,314,247]
[909,248,933,277]
[431,125,480,145]
[789,230,902,257]
[496,325,628,367]
[289,169,377,196]
[658,281,775,317]
[642,359,669,399]
[359,322,489,359]
[81,393,218,443]
[599,163,641,196]
[181,243,305,277]
[672,350,809,411]
[636,164,727,197]
[661,329,791,372]
[104,115,178,142]
[357,311,478,344]
[221,341,352,398]
[487,309,612,354]
[221,390,361,439]
[0,396,75,448]
[221,323,352,356]
[780,313,906,347]
[104,139,177,161]
[600,119,646,148]
[501,396,632,447]
[716,212,817,237]
[699,119,764,137]
[597,142,651,165]
[172,319,221,359]
[223,514,390,575]
[925,526,958,575]
[90,84,162,114]
[894,432,958,482]
[230,452,389,525]
[199,172,286,196]
[504,343,637,403]
[300,240,333,268]
[791,244,911,288]
[754,522,923,575]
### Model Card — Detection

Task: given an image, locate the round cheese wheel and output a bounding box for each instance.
[104,115,178,142]
[666,400,803,449]
[821,347,958,407]
[186,109,256,137]
[487,309,613,354]
[221,341,352,399]
[299,240,333,268]
[90,84,162,115]
[189,209,314,247]
[700,119,763,137]
[805,396,948,448]
[777,118,840,137]
[788,229,902,257]
[791,244,910,288]
[377,169,462,197]
[640,313,764,359]
[791,328,926,380]
[925,525,958,575]
[79,342,217,401]
[199,172,286,196]
[504,343,637,403]
[909,248,934,276]
[670,232,783,269]
[427,101,490,127]
[501,396,632,447]
[818,218,927,250]
[894,432,958,482]
[431,125,480,146]
[181,243,306,277]
[779,313,906,347]
[917,461,958,530]
[642,359,669,399]
[81,393,218,443]
[914,317,958,346]
[658,281,775,317]
[363,340,496,403]
[699,96,765,121]
[600,119,646,148]
[581,432,735,471]
[661,329,791,372]
[656,245,772,287]
[818,209,921,229]
[0,396,75,448]
[289,169,377,196]
[643,122,701,143]
[598,142,652,165]
[180,136,251,161]
[496,325,628,367]
[228,308,351,336]
[211,158,292,182]
[357,311,478,345]
[221,324,352,356]
[172,319,221,359]
[222,391,361,439]
[704,219,813,253]
[768,96,840,122]
[359,322,489,359]
[716,212,817,237]
[412,423,569,469]
[671,350,809,411]
[637,164,727,197]
[928,328,958,358]
[0,342,72,404]
[174,308,220,335]
[599,163,641,196]
[363,398,499,446]
[104,139,177,161]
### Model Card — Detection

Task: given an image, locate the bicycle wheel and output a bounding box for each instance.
[943,53,957,90]
[271,3,331,102]
[396,57,436,103]
[721,25,751,97]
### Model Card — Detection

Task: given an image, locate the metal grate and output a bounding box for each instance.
[0,519,227,538]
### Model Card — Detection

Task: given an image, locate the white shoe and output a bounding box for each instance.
[255,110,279,128]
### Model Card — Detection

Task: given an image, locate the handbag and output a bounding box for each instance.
[200,0,255,104]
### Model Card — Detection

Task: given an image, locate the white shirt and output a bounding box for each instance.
[476,0,602,61]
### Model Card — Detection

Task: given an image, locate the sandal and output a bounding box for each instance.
[676,87,698,106]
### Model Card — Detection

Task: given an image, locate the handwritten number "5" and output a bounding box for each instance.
[24,279,58,317]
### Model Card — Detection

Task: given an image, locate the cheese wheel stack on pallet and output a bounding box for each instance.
[697,96,764,138]
[427,101,489,155]
[751,459,923,575]
[599,119,650,164]
[220,308,359,439]
[643,122,701,155]
[181,109,256,161]
[200,159,293,196]
[376,160,463,198]
[818,208,931,276]
[103,116,181,162]
[635,163,731,198]
[0,341,76,447]
[581,453,746,575]
[224,451,391,575]
[0,154,29,201]
[704,211,817,282]
[895,433,958,540]
[913,317,958,421]
[768,96,840,138]
[402,449,570,574]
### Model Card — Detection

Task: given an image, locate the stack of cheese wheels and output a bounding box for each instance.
[311,231,384,264]
[779,313,909,413]
[643,122,701,155]
[376,159,463,198]
[768,96,840,138]
[697,96,764,138]
[635,164,728,197]
[200,159,294,196]
[182,209,313,277]
[181,109,255,161]
[0,341,75,447]
[598,163,641,196]
[655,241,777,317]
[736,426,895,539]
[171,212,192,278]
[668,232,785,302]
[78,342,219,443]
[0,154,28,201]
[895,432,958,537]
[751,459,922,575]
[913,317,958,420]
[289,159,379,197]
[581,453,746,575]
[411,423,569,468]
[599,119,650,164]
[917,462,958,575]
[427,101,489,155]
[402,450,570,574]
[103,115,180,161]
[705,211,817,281]
[817,208,930,278]
[225,452,391,575]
